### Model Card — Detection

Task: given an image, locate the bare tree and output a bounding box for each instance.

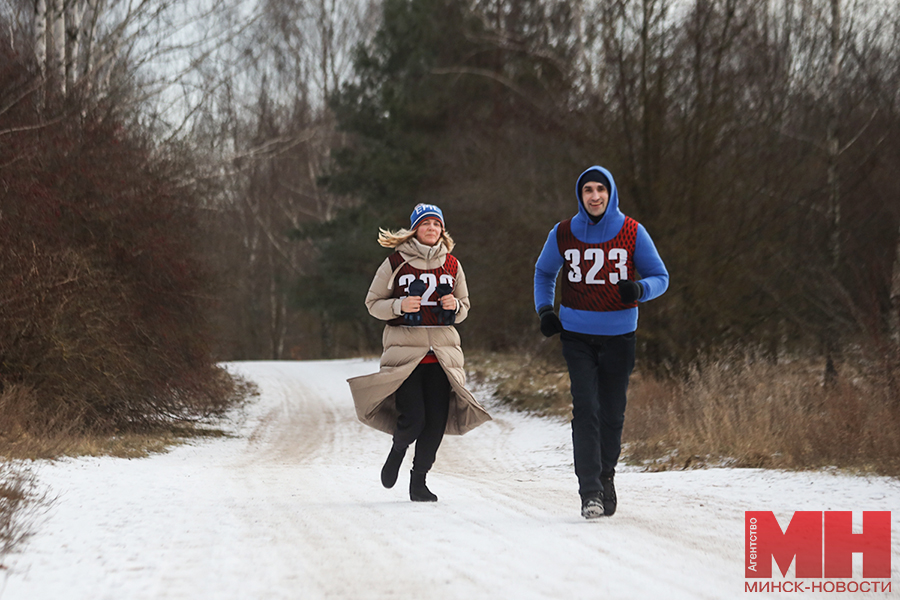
[33,0,46,79]
[10,0,258,133]
[826,0,841,269]
[49,0,64,91]
[891,223,900,344]
[64,0,87,90]
[186,0,377,359]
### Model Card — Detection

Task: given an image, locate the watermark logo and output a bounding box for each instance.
[745,511,892,593]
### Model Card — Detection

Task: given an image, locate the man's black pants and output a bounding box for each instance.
[393,362,450,473]
[560,330,636,498]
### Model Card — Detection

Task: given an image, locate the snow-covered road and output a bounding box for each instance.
[2,360,898,599]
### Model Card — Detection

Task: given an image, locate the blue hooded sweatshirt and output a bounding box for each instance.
[533,166,669,336]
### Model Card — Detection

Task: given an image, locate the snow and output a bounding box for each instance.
[1,359,898,600]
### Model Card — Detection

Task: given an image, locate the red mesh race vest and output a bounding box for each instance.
[556,217,639,312]
[387,252,459,326]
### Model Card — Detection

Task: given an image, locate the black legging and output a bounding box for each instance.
[393,362,451,473]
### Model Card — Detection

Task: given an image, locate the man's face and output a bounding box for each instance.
[581,181,610,218]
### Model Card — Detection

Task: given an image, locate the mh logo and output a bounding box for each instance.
[745,511,891,578]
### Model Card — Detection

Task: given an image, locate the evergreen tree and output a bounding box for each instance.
[297,0,578,354]
[297,0,489,353]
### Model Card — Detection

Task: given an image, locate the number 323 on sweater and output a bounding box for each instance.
[557,217,639,312]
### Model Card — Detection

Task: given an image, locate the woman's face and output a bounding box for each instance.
[415,217,443,246]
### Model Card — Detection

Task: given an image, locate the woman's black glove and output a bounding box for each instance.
[538,306,563,337]
[616,280,643,304]
[432,282,456,325]
[404,279,427,326]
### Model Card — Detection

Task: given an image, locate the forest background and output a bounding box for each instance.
[1,0,900,513]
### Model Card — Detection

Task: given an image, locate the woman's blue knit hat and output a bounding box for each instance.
[410,203,444,230]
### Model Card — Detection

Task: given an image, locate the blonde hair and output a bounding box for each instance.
[378,227,455,252]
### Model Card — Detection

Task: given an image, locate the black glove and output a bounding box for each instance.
[404,279,427,326]
[617,280,643,304]
[432,282,456,325]
[538,306,563,337]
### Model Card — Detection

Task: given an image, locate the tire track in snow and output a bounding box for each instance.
[5,360,898,600]
[224,361,744,600]
[231,361,899,600]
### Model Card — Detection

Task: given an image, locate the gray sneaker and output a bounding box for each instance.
[581,493,604,519]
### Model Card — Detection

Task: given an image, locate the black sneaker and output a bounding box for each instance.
[581,493,604,519]
[600,475,617,516]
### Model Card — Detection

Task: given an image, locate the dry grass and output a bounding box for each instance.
[467,345,573,416]
[0,462,51,567]
[0,422,234,461]
[0,375,256,461]
[468,349,900,477]
[626,352,900,476]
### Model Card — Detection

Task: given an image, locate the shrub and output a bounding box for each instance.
[0,52,239,442]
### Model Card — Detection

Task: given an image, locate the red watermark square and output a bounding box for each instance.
[745,511,892,579]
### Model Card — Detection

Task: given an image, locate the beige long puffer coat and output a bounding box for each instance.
[347,237,491,435]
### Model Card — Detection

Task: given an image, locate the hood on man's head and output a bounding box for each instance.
[410,203,444,230]
[577,169,611,200]
[573,165,622,234]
